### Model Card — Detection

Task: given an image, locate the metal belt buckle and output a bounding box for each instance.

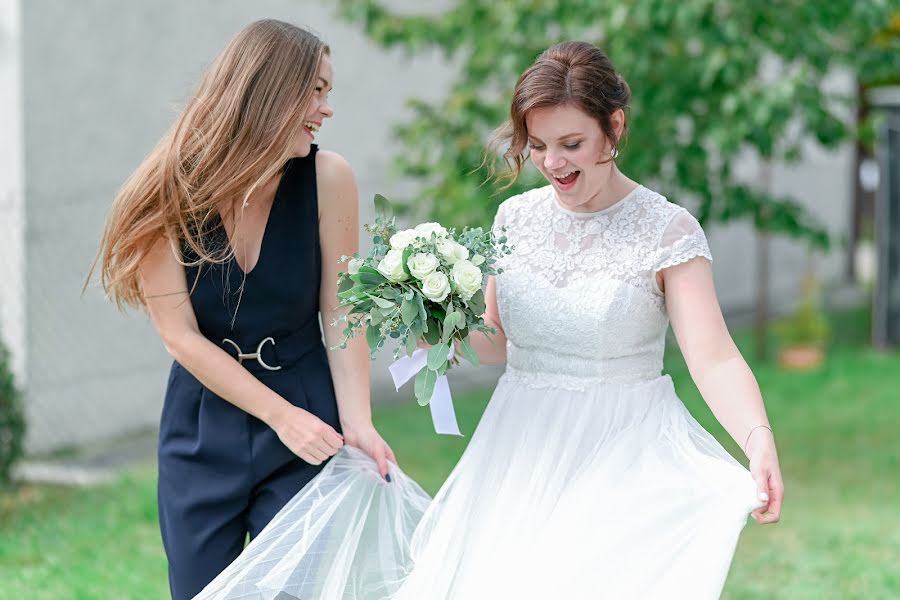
[222,336,282,371]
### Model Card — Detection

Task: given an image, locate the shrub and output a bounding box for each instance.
[0,335,25,486]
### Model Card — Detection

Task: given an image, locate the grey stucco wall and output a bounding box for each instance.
[21,0,454,452]
[19,1,853,453]
[0,0,26,385]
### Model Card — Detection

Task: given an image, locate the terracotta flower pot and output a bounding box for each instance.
[778,345,825,370]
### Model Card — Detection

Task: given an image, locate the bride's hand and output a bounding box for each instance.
[746,430,783,524]
[343,424,397,482]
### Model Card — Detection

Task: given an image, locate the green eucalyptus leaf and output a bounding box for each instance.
[405,331,418,356]
[338,284,375,300]
[415,293,428,322]
[468,290,486,316]
[374,194,393,221]
[365,324,381,353]
[401,246,414,276]
[369,295,395,310]
[414,368,437,406]
[427,342,450,371]
[355,272,388,286]
[401,297,418,325]
[338,276,355,294]
[459,335,480,367]
[423,320,441,345]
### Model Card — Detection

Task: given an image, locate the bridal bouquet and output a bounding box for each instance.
[334,195,510,434]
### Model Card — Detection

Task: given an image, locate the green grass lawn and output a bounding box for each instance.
[1,308,898,599]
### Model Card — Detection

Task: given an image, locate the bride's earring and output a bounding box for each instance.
[610,145,619,159]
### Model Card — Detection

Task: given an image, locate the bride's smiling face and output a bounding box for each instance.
[525,103,622,211]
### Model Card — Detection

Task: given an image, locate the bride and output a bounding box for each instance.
[195,41,784,600]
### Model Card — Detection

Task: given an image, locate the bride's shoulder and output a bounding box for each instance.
[632,185,694,225]
[494,185,553,223]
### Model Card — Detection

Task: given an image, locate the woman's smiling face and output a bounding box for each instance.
[525,102,622,212]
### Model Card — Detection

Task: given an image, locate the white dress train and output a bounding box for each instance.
[195,184,761,600]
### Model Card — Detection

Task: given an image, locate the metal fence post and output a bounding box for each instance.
[869,87,900,349]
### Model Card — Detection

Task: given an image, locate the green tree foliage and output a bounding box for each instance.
[0,335,25,486]
[338,0,900,243]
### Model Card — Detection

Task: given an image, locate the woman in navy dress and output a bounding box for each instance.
[93,20,395,599]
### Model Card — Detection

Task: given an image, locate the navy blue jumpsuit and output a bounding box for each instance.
[157,146,341,599]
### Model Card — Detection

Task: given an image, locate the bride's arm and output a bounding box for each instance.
[663,257,783,524]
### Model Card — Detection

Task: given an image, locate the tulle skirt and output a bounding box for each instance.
[195,372,760,600]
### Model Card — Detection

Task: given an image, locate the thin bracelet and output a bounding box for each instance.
[744,424,774,455]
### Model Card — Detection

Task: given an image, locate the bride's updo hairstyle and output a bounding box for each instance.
[488,41,631,188]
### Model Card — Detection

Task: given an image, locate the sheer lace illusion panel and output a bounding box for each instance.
[493,185,712,391]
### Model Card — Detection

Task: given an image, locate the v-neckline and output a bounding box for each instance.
[221,163,289,277]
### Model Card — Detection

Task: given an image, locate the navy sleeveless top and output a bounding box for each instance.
[186,148,321,349]
[161,144,340,481]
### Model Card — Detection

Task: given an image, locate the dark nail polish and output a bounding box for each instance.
[385,473,392,483]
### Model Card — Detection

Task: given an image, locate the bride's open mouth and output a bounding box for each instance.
[552,170,580,190]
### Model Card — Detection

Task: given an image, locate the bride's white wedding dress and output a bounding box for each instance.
[195,184,760,600]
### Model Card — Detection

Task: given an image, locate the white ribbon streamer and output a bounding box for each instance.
[388,347,462,436]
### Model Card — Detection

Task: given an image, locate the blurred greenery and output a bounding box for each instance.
[774,274,831,347]
[1,308,898,598]
[0,332,25,488]
[336,0,900,248]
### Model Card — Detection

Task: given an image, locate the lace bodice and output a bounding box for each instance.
[493,184,711,390]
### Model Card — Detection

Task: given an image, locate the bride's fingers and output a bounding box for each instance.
[750,472,770,522]
[762,473,784,524]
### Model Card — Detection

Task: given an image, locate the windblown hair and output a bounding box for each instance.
[488,41,631,188]
[91,19,329,308]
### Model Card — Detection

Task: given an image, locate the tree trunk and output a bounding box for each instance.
[754,162,773,362]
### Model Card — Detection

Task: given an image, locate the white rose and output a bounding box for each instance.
[390,229,419,250]
[376,249,408,282]
[470,254,485,266]
[451,260,483,300]
[421,271,451,303]
[407,252,440,280]
[436,238,470,265]
[414,222,449,239]
[347,258,363,274]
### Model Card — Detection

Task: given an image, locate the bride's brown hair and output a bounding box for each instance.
[487,41,631,189]
[90,19,329,309]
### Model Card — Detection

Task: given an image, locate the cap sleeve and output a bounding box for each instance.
[652,210,712,273]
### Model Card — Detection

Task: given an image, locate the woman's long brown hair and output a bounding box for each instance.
[91,19,328,309]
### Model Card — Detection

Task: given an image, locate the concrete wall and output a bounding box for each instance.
[0,0,26,385]
[20,0,452,452]
[17,1,854,452]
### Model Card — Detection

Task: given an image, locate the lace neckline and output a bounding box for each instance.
[550,184,644,218]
